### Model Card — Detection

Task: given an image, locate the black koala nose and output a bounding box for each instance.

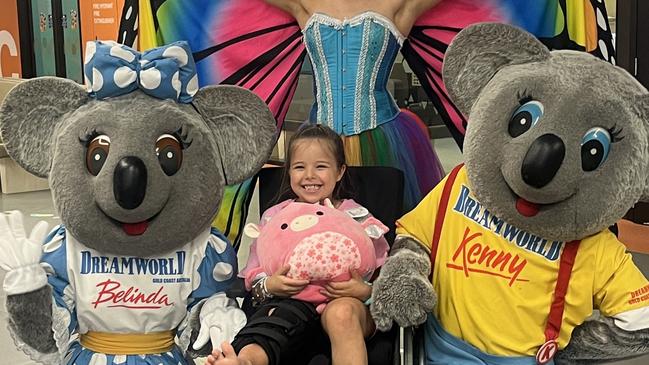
[114,156,147,209]
[521,134,565,189]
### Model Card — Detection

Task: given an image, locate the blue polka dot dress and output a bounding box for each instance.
[10,226,238,365]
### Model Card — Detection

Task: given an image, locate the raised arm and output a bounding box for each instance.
[394,0,442,35]
[617,219,649,254]
[264,0,310,27]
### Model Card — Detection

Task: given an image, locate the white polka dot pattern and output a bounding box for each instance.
[209,235,228,254]
[41,262,55,275]
[110,45,136,63]
[84,74,92,92]
[92,68,103,92]
[187,75,199,97]
[171,71,181,98]
[43,235,64,253]
[84,42,96,65]
[62,284,75,310]
[192,271,202,291]
[89,353,107,365]
[83,40,198,103]
[114,66,137,88]
[140,68,162,90]
[213,262,234,281]
[163,45,189,67]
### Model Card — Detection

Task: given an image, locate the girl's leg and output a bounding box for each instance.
[211,299,320,365]
[236,343,270,365]
[321,297,375,365]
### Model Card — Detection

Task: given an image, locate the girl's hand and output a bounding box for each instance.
[206,342,242,365]
[265,265,309,297]
[321,269,371,301]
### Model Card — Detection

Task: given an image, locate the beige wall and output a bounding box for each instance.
[605,0,616,17]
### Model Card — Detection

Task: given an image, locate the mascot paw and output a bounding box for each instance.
[371,274,436,331]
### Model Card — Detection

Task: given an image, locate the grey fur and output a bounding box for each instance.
[555,316,649,364]
[6,287,56,353]
[442,22,550,116]
[193,85,276,185]
[370,236,436,331]
[0,76,276,359]
[0,77,88,177]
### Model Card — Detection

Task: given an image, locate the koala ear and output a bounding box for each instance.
[0,77,89,177]
[193,85,276,185]
[443,22,551,115]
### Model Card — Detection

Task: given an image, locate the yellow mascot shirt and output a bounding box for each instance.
[396,166,649,356]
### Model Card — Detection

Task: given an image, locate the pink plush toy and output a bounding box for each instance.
[244,199,388,312]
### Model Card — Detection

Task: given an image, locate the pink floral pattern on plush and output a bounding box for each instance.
[288,232,361,280]
[245,200,388,312]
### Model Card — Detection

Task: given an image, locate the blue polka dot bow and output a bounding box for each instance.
[83,40,198,103]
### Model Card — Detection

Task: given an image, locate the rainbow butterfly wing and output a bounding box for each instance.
[155,0,306,129]
[402,0,511,147]
[402,0,616,148]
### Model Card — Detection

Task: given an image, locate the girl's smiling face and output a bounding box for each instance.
[289,138,346,204]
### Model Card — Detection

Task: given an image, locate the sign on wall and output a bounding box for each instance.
[79,0,125,59]
[0,0,22,78]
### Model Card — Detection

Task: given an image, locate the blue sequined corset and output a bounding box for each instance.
[303,12,405,135]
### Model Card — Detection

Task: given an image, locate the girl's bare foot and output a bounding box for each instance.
[210,342,253,365]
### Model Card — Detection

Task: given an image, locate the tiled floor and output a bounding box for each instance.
[1,138,648,364]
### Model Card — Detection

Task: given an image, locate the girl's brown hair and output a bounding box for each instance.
[273,123,351,204]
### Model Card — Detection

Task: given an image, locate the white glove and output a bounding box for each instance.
[193,293,247,352]
[0,211,48,295]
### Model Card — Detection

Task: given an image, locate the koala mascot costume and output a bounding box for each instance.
[0,41,276,365]
[371,23,649,364]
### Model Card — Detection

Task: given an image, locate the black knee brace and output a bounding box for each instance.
[232,299,319,365]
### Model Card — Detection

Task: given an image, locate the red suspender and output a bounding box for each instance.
[429,163,464,281]
[427,163,580,364]
[536,240,581,364]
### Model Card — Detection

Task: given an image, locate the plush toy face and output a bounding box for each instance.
[443,23,649,241]
[0,78,276,256]
[246,201,387,281]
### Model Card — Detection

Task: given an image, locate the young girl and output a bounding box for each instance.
[207,123,390,365]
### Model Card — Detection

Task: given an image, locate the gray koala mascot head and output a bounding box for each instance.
[0,77,275,256]
[0,40,276,364]
[444,23,649,241]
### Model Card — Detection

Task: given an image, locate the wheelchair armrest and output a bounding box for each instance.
[403,325,427,365]
[226,277,248,299]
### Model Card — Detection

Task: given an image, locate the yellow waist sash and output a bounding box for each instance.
[80,330,175,355]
